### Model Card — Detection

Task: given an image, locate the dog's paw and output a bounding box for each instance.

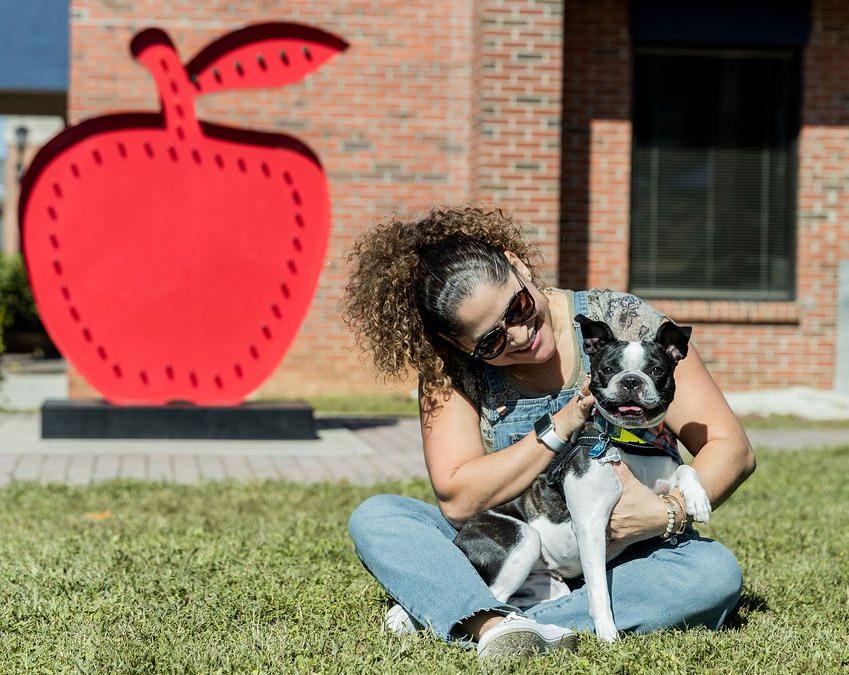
[684,490,712,525]
[595,621,618,643]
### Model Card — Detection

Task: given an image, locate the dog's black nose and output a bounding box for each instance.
[620,375,642,391]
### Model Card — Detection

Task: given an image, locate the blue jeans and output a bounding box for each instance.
[348,493,743,642]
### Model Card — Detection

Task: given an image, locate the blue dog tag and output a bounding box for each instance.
[588,433,609,459]
[588,414,612,459]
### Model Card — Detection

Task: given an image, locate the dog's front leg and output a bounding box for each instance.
[562,460,622,642]
[674,464,712,524]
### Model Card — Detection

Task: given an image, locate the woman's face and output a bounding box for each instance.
[448,264,558,367]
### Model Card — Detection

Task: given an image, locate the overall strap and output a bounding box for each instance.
[571,290,592,376]
[482,361,507,397]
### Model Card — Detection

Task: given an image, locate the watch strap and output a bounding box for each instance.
[534,412,567,452]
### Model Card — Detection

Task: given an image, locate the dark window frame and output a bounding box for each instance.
[628,43,801,302]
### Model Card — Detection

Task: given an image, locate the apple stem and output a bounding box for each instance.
[133,34,201,141]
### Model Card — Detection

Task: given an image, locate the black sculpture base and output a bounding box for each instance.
[41,398,318,440]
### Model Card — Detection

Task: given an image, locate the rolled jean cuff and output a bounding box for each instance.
[443,602,520,646]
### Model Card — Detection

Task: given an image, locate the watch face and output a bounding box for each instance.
[534,413,553,437]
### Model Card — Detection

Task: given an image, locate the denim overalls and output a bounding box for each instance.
[480,289,592,454]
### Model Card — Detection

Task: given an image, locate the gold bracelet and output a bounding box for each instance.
[667,493,688,534]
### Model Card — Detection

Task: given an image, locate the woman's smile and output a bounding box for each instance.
[512,317,543,354]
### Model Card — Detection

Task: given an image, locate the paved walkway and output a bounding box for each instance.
[1,411,848,486]
[0,412,425,486]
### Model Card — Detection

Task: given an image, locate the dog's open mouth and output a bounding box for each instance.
[616,405,644,418]
[596,400,665,427]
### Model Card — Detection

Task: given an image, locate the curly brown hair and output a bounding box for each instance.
[341,205,544,414]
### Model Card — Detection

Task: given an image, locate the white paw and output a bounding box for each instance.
[595,620,618,643]
[684,489,712,525]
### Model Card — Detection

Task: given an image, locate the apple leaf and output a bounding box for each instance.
[184,22,348,95]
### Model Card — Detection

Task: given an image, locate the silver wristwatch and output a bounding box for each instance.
[533,412,567,453]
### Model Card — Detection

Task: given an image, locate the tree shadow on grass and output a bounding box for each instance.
[722,588,770,630]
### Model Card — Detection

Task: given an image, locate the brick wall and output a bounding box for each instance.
[471,0,564,287]
[67,0,474,400]
[677,0,849,391]
[66,0,849,400]
[559,0,849,390]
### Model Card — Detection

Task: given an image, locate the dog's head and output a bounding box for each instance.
[574,314,692,429]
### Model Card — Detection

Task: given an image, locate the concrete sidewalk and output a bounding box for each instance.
[1,410,848,486]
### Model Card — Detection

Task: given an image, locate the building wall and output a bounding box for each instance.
[67,0,476,400]
[2,116,65,253]
[471,0,564,287]
[558,0,849,390]
[65,0,849,400]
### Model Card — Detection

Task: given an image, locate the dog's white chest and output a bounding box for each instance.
[621,453,679,493]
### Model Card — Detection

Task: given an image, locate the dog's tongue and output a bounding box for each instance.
[618,405,643,414]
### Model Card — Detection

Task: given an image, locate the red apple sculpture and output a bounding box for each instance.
[19,24,347,406]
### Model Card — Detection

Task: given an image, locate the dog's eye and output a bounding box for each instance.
[651,366,665,377]
[602,365,616,376]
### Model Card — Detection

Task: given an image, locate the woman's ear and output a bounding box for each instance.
[504,250,531,280]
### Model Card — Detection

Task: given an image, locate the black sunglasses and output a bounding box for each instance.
[469,268,536,360]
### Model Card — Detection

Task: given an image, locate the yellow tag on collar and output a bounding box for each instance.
[611,427,647,444]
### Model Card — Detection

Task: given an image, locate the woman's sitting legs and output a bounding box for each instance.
[347,493,518,642]
[524,531,743,633]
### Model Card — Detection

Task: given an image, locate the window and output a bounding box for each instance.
[629,46,800,300]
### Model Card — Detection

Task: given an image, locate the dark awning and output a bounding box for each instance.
[630,1,811,47]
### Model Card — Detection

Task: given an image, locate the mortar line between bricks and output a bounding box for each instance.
[352,455,389,485]
[347,456,392,484]
[367,431,416,478]
[9,455,23,480]
[244,455,258,480]
[274,457,303,483]
[37,454,48,482]
[47,455,71,484]
[372,429,418,477]
[62,453,72,483]
[289,456,307,481]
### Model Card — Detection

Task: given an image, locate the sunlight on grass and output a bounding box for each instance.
[0,448,846,672]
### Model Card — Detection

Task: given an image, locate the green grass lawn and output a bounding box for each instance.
[0,448,847,673]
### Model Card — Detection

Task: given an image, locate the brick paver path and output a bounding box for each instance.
[0,413,425,486]
[1,412,847,486]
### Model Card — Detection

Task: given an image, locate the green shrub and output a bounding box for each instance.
[0,252,43,334]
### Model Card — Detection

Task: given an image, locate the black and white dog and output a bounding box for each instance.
[453,315,712,642]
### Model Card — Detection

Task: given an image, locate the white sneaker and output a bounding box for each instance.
[476,612,577,666]
[383,603,417,635]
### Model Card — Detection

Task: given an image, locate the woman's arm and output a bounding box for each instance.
[421,381,593,528]
[607,343,756,544]
[665,344,756,504]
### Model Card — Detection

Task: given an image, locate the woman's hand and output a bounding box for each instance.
[552,377,595,440]
[606,461,668,547]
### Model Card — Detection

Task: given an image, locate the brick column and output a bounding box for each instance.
[471,0,564,286]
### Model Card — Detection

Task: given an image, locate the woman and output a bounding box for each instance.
[343,206,754,665]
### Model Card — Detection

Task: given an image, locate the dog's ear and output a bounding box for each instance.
[655,321,692,362]
[575,314,616,356]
